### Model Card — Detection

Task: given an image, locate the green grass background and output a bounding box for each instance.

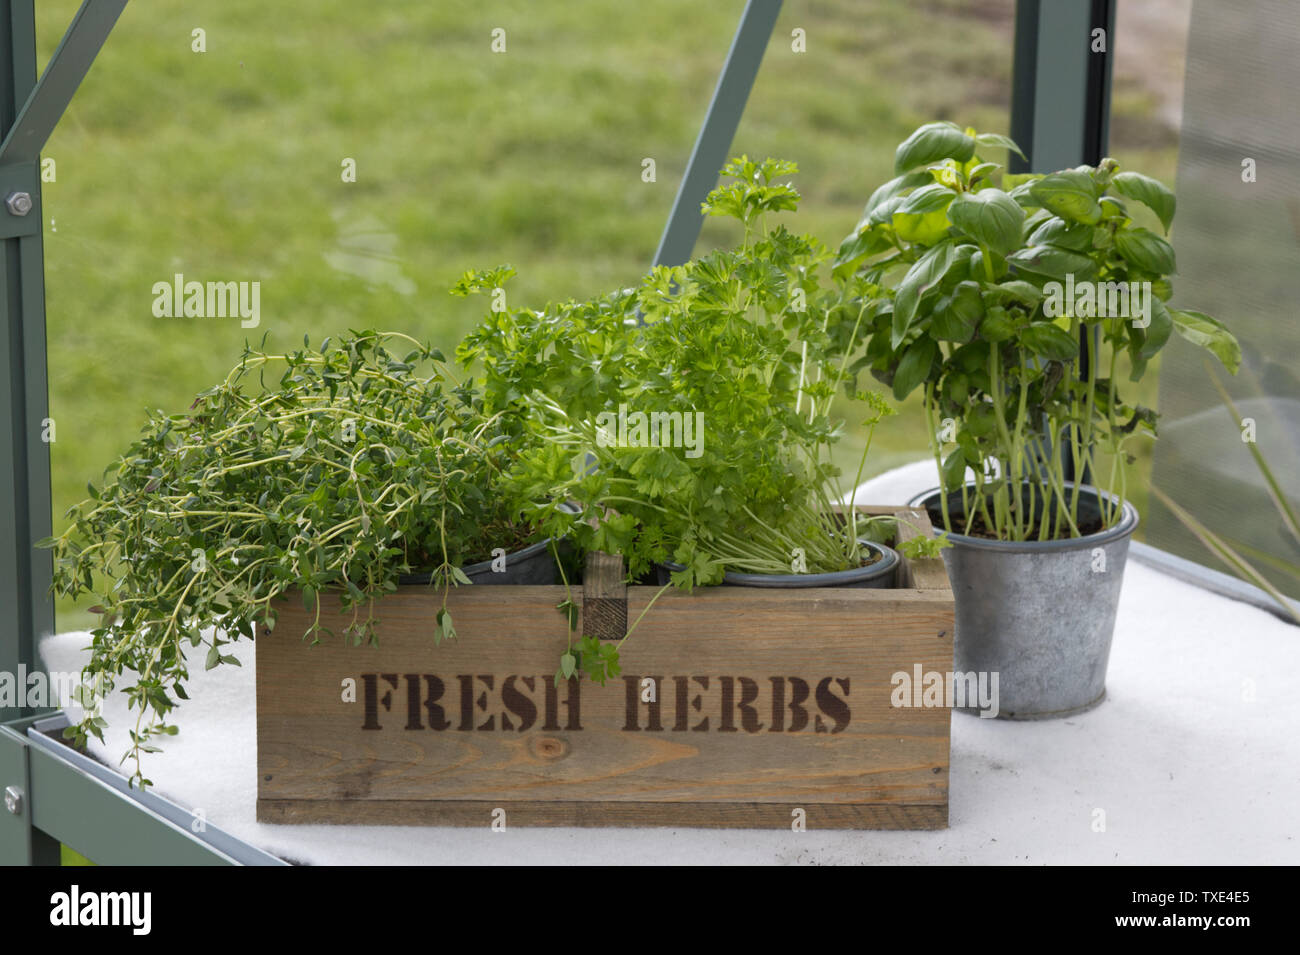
[34,0,1176,635]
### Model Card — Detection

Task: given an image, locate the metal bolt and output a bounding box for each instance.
[5,191,33,216]
[3,785,23,815]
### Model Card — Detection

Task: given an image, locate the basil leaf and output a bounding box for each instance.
[974,132,1027,160]
[833,227,891,277]
[965,402,998,437]
[978,306,1019,342]
[892,338,939,400]
[1099,195,1129,219]
[968,162,1002,185]
[1007,176,1044,207]
[897,183,957,215]
[1029,170,1103,224]
[892,182,957,245]
[891,240,957,347]
[943,371,970,404]
[1111,171,1176,232]
[941,448,968,489]
[1139,296,1173,359]
[1169,308,1241,373]
[981,280,1043,309]
[948,188,1025,255]
[864,171,933,219]
[1027,216,1094,252]
[931,305,974,343]
[968,247,1009,282]
[1007,245,1097,281]
[895,122,977,174]
[1020,323,1080,361]
[932,281,984,342]
[1114,227,1177,275]
[867,193,908,226]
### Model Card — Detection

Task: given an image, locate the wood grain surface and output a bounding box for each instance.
[256,506,955,829]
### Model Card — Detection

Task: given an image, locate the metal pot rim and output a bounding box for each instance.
[399,501,578,584]
[398,535,558,584]
[906,482,1140,553]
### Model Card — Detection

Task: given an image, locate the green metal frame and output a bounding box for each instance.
[1,0,54,731]
[3,0,129,728]
[0,0,245,867]
[1009,0,1115,174]
[0,0,1121,865]
[653,0,782,268]
[1010,0,1117,483]
[2,713,286,864]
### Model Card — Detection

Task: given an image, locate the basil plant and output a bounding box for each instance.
[835,121,1241,541]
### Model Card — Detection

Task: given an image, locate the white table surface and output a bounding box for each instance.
[40,462,1300,864]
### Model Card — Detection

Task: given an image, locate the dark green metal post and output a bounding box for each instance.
[1,0,128,725]
[0,0,52,726]
[1010,0,1114,173]
[1010,0,1116,483]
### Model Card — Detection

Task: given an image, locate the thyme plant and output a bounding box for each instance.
[42,331,546,784]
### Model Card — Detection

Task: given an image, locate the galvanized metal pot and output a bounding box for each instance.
[908,483,1139,719]
[658,539,900,589]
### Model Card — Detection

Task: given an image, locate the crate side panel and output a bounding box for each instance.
[257,585,953,812]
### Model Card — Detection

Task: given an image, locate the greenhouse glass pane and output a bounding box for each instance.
[1146,0,1300,598]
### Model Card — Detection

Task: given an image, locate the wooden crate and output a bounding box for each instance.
[256,505,954,829]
